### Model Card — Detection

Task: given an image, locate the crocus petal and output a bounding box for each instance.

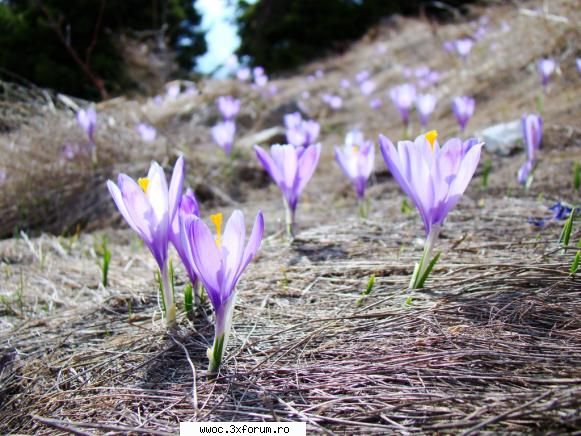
[447,142,483,201]
[437,138,465,183]
[271,144,298,192]
[107,179,142,238]
[254,145,283,185]
[180,189,200,217]
[379,136,423,209]
[144,162,169,224]
[284,112,302,129]
[335,146,351,179]
[188,216,223,308]
[379,135,433,234]
[237,211,264,280]
[522,114,542,161]
[117,174,155,244]
[296,143,321,194]
[221,210,247,293]
[518,160,534,185]
[175,212,199,284]
[168,156,184,223]
[360,141,375,179]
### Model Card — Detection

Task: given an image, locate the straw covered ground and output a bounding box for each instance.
[1,0,581,433]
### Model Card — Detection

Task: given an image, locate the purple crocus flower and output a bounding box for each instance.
[518,114,542,186]
[426,71,441,86]
[254,74,268,87]
[529,202,577,227]
[360,80,376,96]
[416,94,437,127]
[379,131,482,288]
[473,26,487,41]
[180,209,264,373]
[217,96,241,121]
[166,82,180,99]
[253,66,268,87]
[284,112,320,148]
[576,58,581,76]
[237,67,251,81]
[454,38,474,61]
[335,133,375,203]
[170,189,201,303]
[323,94,342,110]
[61,143,78,161]
[414,66,430,79]
[77,107,97,142]
[443,41,455,53]
[211,121,236,156]
[107,156,184,325]
[136,123,157,142]
[452,96,475,131]
[284,112,302,130]
[356,70,370,83]
[369,97,382,110]
[538,58,556,89]
[254,143,321,238]
[341,78,351,89]
[389,84,416,127]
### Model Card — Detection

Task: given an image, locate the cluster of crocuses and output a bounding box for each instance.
[322,93,343,110]
[284,112,321,148]
[336,129,482,287]
[254,127,482,290]
[107,157,264,373]
[211,96,240,156]
[388,83,475,133]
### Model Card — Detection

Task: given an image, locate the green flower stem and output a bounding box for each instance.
[358,198,369,219]
[193,280,202,309]
[410,225,441,289]
[284,198,295,241]
[403,123,410,140]
[207,333,225,374]
[160,263,176,327]
[207,293,237,374]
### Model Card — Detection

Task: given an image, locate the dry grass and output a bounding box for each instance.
[1,0,581,433]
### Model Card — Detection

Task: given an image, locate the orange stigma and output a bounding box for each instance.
[425,130,438,150]
[210,213,223,248]
[137,177,149,192]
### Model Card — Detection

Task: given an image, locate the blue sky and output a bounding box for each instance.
[195,0,241,75]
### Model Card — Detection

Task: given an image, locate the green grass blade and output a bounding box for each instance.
[571,251,581,274]
[559,208,575,247]
[184,283,194,316]
[415,252,441,289]
[356,274,375,307]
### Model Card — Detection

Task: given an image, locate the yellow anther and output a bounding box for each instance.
[210,213,223,248]
[138,177,149,192]
[352,145,360,153]
[425,130,438,150]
